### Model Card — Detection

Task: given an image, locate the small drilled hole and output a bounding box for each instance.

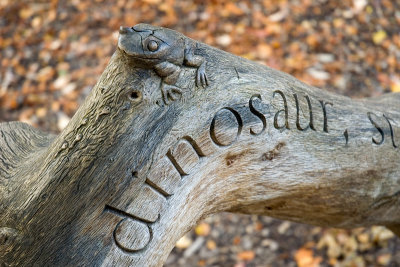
[129,90,142,101]
[131,170,138,178]
[131,92,138,99]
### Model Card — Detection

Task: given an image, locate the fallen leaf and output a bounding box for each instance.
[233,236,241,245]
[278,221,291,234]
[237,250,255,261]
[295,248,322,267]
[391,82,400,92]
[216,34,232,47]
[377,253,392,266]
[175,234,192,249]
[197,259,206,266]
[357,232,370,244]
[373,30,387,45]
[195,222,211,236]
[206,240,216,250]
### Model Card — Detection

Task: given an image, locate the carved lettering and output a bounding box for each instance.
[122,185,166,223]
[104,90,400,258]
[106,135,207,254]
[210,107,243,146]
[109,92,400,257]
[319,100,333,133]
[113,217,152,252]
[344,129,349,146]
[367,112,384,145]
[166,150,186,176]
[294,94,315,131]
[273,90,289,130]
[181,135,207,157]
[249,94,267,136]
[166,137,203,176]
[383,114,398,148]
[105,205,153,253]
[146,156,182,196]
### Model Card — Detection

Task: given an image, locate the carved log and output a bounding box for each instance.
[1,24,399,266]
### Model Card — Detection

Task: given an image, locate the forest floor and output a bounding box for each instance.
[1,0,400,266]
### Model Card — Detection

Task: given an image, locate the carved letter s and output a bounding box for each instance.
[249,94,267,136]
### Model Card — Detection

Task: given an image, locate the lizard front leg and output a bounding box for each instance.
[184,44,208,88]
[154,62,183,105]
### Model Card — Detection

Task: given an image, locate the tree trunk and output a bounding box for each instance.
[1,24,399,266]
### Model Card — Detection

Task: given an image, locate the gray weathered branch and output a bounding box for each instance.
[1,24,399,266]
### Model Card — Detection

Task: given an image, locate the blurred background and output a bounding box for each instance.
[1,0,399,266]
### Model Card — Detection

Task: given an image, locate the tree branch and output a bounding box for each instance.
[1,24,399,266]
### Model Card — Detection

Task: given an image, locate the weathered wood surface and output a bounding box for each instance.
[0,24,399,266]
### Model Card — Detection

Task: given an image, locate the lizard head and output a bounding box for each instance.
[118,24,183,66]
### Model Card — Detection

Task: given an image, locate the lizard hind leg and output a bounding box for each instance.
[161,83,182,105]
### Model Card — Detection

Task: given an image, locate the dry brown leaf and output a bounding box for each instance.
[295,248,322,267]
[237,250,255,261]
[194,222,211,236]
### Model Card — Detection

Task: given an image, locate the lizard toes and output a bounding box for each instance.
[201,73,208,87]
[197,71,208,88]
[162,91,170,105]
[162,84,182,104]
[195,74,201,87]
[169,87,182,101]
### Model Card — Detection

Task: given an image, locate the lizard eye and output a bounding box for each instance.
[147,40,159,52]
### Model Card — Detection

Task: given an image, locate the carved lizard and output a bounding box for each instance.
[118,24,208,104]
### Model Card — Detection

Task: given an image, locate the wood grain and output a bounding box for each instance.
[1,24,399,266]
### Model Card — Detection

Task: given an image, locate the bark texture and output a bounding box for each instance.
[0,24,399,266]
